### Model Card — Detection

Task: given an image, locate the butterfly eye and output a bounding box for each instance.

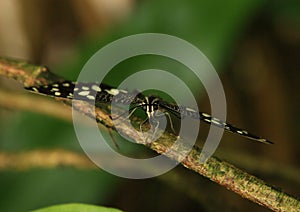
[142,105,147,110]
[153,104,159,110]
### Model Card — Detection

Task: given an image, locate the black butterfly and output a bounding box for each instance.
[25,81,273,144]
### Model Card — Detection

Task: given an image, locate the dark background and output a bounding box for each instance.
[0,0,299,211]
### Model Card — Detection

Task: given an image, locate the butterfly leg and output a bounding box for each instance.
[149,117,160,142]
[111,106,139,127]
[155,111,176,134]
[108,128,119,149]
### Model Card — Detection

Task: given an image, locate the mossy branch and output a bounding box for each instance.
[0,57,299,211]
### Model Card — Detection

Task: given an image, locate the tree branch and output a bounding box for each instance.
[0,57,299,211]
[0,149,95,170]
[0,89,72,121]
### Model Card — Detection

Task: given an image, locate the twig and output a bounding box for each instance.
[0,57,299,211]
[217,148,300,186]
[1,84,299,186]
[0,89,72,121]
[0,149,96,170]
[0,149,233,211]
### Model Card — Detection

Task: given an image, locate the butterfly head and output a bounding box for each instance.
[141,96,161,118]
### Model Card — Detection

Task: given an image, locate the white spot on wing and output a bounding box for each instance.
[258,138,267,142]
[67,93,73,98]
[51,88,59,92]
[54,92,61,96]
[92,85,101,92]
[186,108,196,112]
[119,89,128,93]
[52,84,59,87]
[78,91,90,96]
[86,95,95,100]
[202,113,210,118]
[82,86,90,91]
[105,89,119,95]
[211,119,222,125]
[62,83,70,87]
[204,119,211,123]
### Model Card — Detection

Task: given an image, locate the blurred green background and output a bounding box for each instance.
[0,0,299,211]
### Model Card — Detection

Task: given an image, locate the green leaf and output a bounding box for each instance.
[32,203,122,212]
